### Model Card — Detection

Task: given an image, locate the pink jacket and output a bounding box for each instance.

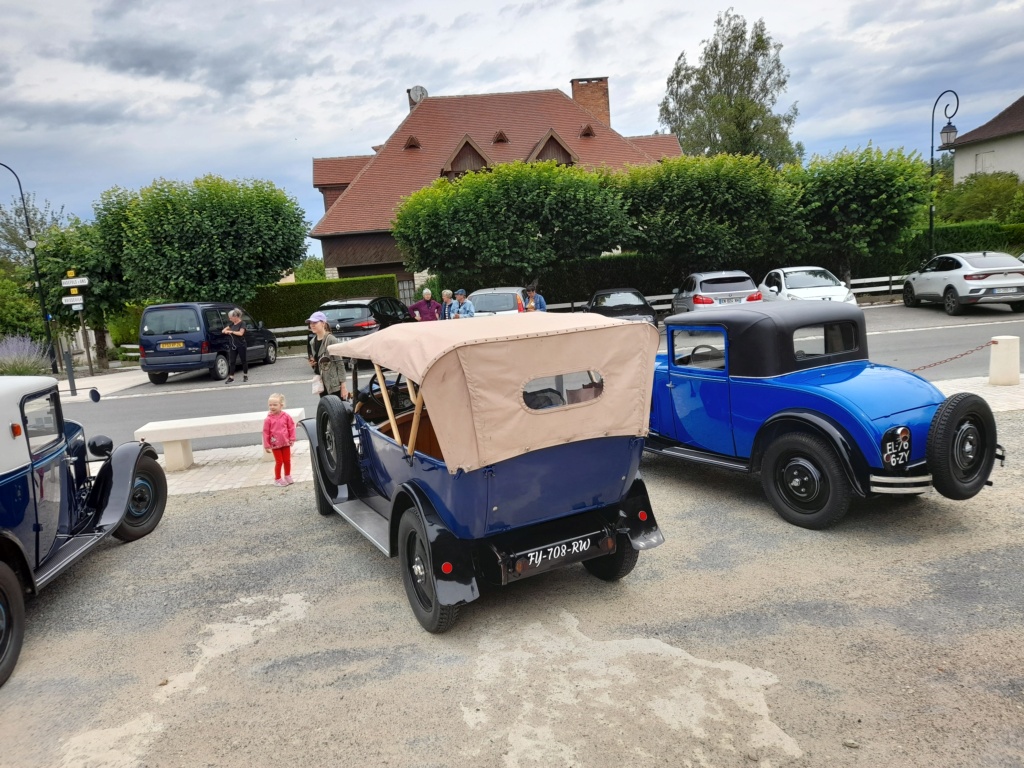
[263,411,296,450]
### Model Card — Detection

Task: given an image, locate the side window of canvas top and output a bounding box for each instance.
[523,371,604,410]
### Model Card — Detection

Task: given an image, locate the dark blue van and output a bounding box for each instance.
[138,302,277,385]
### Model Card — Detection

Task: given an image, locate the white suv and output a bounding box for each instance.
[903,252,1024,316]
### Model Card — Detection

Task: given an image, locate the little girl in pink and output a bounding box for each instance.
[263,393,296,486]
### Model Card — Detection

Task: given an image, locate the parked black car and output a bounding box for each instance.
[583,288,658,326]
[307,297,415,348]
[138,302,277,384]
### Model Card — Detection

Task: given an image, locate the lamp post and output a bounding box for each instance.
[930,90,959,257]
[0,161,58,372]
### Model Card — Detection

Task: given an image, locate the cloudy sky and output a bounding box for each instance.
[2,0,1022,257]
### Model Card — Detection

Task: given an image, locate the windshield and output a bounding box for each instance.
[699,276,754,292]
[141,308,200,336]
[323,306,371,323]
[472,293,520,312]
[784,269,842,289]
[594,291,643,307]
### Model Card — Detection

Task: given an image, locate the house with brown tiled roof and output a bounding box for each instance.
[311,77,680,302]
[947,93,1024,183]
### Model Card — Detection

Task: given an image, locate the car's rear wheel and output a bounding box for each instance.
[316,396,357,486]
[398,508,459,633]
[263,343,277,364]
[944,288,964,316]
[147,372,168,385]
[761,433,851,529]
[0,561,25,688]
[211,355,229,380]
[582,534,638,581]
[927,393,997,500]
[113,455,168,542]
[903,283,920,308]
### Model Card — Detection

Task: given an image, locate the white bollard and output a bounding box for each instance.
[989,335,1020,386]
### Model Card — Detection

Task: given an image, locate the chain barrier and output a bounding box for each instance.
[910,341,995,372]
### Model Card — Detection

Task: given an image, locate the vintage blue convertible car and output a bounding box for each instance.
[646,302,1004,529]
[0,376,166,686]
[304,313,664,632]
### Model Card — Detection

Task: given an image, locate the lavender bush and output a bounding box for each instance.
[0,335,50,376]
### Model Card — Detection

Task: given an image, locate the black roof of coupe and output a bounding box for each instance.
[663,302,869,377]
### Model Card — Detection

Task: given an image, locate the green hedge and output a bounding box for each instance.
[1001,223,1024,253]
[247,275,399,328]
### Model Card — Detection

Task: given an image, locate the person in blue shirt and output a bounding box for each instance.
[524,287,547,312]
[452,289,475,319]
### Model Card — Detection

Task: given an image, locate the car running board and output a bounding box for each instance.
[644,436,750,472]
[322,486,392,556]
[34,531,108,590]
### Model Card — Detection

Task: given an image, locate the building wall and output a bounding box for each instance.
[320,232,415,302]
[953,134,1024,183]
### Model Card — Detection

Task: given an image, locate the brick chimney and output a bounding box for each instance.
[570,77,610,126]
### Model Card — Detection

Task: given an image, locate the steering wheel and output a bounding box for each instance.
[368,372,405,410]
[690,345,720,366]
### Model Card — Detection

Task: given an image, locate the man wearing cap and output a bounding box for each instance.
[410,288,442,321]
[452,289,475,319]
[307,311,349,400]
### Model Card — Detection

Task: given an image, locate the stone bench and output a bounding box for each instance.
[134,408,305,471]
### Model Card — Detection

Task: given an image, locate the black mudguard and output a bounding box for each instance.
[395,483,480,607]
[617,477,664,550]
[90,442,160,531]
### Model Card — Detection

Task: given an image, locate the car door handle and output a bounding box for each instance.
[666,382,675,389]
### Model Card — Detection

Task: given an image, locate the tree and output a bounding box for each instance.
[787,147,929,283]
[293,256,326,282]
[100,175,308,305]
[936,171,1023,223]
[0,192,65,277]
[659,8,802,167]
[392,161,631,283]
[0,276,42,338]
[618,153,806,274]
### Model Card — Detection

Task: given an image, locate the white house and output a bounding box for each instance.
[948,94,1024,183]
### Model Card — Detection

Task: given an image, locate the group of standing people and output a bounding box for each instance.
[407,286,546,320]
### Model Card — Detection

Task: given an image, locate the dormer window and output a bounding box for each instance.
[404,135,421,150]
[492,130,510,144]
[441,135,492,179]
[579,124,596,138]
[527,129,578,166]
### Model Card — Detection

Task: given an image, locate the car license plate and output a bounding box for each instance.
[159,341,185,349]
[519,532,605,575]
[994,287,1018,294]
[719,298,741,304]
[881,426,911,469]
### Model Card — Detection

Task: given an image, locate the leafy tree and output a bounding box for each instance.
[936,171,1022,223]
[617,153,806,275]
[0,276,43,338]
[293,256,326,282]
[99,175,308,304]
[658,8,802,167]
[787,147,929,283]
[392,161,631,283]
[0,192,66,277]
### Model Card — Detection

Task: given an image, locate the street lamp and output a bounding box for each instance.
[0,161,58,372]
[930,90,959,257]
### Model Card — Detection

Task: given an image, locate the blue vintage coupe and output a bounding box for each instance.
[646,302,1004,529]
[305,313,664,632]
[0,376,166,687]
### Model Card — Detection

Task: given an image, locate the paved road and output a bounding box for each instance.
[2,413,1021,767]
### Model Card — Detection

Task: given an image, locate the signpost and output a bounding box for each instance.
[62,270,94,376]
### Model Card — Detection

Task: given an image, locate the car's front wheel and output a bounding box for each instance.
[903,283,920,308]
[0,561,25,688]
[1010,302,1024,314]
[398,508,459,633]
[944,288,964,316]
[113,455,168,542]
[927,392,997,500]
[761,433,851,529]
[582,534,638,581]
[147,372,168,385]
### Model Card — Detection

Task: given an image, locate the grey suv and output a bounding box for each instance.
[672,271,763,312]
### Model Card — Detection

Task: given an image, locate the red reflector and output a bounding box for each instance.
[353,320,378,329]
[964,274,989,280]
[11,423,22,438]
[638,510,648,522]
[200,341,209,354]
[601,536,616,552]
[441,562,453,575]
[746,292,763,301]
[693,295,714,305]
[138,346,145,358]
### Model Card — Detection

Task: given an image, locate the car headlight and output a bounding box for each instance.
[844,291,855,303]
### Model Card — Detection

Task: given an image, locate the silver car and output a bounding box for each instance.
[672,271,763,312]
[903,252,1024,316]
[467,287,526,315]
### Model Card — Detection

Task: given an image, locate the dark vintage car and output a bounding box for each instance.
[305,313,664,632]
[0,377,167,686]
[646,302,1004,529]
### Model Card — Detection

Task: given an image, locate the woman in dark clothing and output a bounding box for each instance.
[307,311,349,399]
[223,308,248,383]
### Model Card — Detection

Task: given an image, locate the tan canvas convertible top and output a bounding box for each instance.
[330,313,659,473]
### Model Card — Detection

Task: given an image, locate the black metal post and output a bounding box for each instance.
[0,161,59,373]
[930,90,959,258]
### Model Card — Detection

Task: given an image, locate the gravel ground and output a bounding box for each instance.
[1,413,1022,767]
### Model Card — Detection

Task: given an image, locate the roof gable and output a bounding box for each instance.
[951,93,1024,147]
[312,155,374,187]
[311,88,668,238]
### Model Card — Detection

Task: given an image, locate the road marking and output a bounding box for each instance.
[867,318,1024,337]
[97,378,312,400]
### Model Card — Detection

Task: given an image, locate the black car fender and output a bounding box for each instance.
[89,442,160,531]
[391,482,480,607]
[0,531,34,594]
[616,477,664,550]
[751,412,868,497]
